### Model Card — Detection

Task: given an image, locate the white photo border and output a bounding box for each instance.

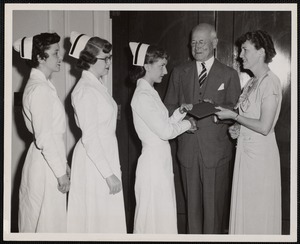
[3,3,298,242]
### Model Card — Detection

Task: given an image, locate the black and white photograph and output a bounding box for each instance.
[3,2,297,242]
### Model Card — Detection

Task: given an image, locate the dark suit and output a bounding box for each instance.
[164,59,241,234]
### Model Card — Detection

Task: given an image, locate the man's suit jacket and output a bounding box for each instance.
[164,59,241,169]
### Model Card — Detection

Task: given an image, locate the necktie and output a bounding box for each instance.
[198,62,207,88]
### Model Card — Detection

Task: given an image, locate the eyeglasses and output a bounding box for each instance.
[191,40,209,47]
[96,55,112,64]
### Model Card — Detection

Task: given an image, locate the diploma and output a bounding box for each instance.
[187,102,219,119]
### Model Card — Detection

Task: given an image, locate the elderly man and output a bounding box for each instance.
[164,23,241,234]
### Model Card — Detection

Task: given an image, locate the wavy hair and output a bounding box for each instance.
[76,37,112,70]
[235,30,276,64]
[26,32,60,68]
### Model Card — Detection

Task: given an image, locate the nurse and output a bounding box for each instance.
[129,42,196,233]
[67,32,126,233]
[13,32,70,232]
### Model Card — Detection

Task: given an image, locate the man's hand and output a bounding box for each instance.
[187,117,198,133]
[229,123,240,139]
[203,98,215,104]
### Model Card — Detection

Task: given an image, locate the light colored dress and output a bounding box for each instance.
[131,78,191,234]
[67,70,126,233]
[229,70,282,234]
[19,68,67,232]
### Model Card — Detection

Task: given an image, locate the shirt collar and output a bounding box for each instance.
[82,70,107,91]
[30,68,56,90]
[31,68,48,82]
[137,78,158,95]
[196,56,214,75]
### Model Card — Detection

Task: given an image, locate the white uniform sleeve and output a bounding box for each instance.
[72,87,113,179]
[30,85,67,178]
[132,92,191,141]
[169,107,187,124]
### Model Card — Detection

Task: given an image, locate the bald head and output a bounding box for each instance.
[190,23,218,62]
[192,23,217,40]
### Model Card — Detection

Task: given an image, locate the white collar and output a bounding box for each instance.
[196,56,214,75]
[30,68,56,90]
[137,78,159,96]
[31,68,48,81]
[82,70,106,90]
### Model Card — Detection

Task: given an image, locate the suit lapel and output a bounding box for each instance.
[203,59,224,96]
[182,61,199,104]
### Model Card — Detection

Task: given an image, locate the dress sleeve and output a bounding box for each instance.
[260,75,281,102]
[30,85,67,178]
[132,92,191,141]
[169,108,187,124]
[72,87,113,179]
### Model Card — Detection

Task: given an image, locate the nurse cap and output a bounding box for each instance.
[13,36,33,60]
[69,31,91,59]
[129,42,150,66]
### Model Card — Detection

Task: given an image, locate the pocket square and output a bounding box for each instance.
[218,83,224,90]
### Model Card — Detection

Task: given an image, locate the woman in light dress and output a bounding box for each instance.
[66,32,126,233]
[129,42,196,234]
[215,30,282,234]
[13,32,70,232]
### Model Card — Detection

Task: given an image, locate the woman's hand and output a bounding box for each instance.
[106,174,122,195]
[57,174,70,194]
[215,106,237,120]
[179,103,193,114]
[229,123,240,139]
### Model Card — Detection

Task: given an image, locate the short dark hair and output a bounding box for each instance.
[26,32,60,68]
[129,45,169,82]
[76,36,112,70]
[235,30,276,64]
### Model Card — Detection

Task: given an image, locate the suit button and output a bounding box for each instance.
[199,92,202,95]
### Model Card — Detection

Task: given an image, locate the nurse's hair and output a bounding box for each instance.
[77,37,112,70]
[129,45,169,82]
[27,32,60,68]
[235,30,276,64]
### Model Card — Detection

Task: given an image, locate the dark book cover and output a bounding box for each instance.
[187,102,219,119]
